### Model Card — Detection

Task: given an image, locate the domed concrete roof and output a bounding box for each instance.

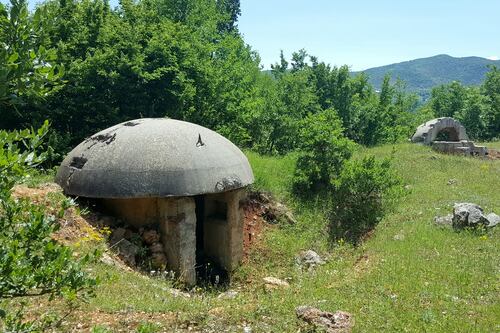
[56,118,254,198]
[411,117,468,145]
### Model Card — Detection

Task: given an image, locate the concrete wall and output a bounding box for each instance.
[203,189,245,271]
[412,117,469,145]
[100,188,247,286]
[432,140,488,156]
[158,197,197,286]
[102,197,159,227]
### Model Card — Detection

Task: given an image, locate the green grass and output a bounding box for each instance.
[29,144,500,331]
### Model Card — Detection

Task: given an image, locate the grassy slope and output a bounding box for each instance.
[85,143,499,332]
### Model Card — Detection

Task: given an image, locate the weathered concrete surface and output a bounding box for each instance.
[102,197,159,227]
[412,118,488,156]
[431,140,488,157]
[159,197,197,285]
[412,117,468,144]
[56,118,254,198]
[203,189,245,271]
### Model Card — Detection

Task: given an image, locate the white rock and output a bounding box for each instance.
[263,276,289,287]
[452,203,488,229]
[217,290,238,300]
[434,214,453,226]
[169,288,191,298]
[296,250,325,269]
[485,212,500,228]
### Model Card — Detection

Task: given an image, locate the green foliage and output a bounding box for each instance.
[136,321,161,333]
[482,65,500,138]
[91,325,112,333]
[0,0,62,110]
[292,109,354,193]
[7,0,261,150]
[355,54,500,99]
[0,123,97,331]
[328,155,402,244]
[430,81,467,118]
[1,0,425,154]
[427,68,500,140]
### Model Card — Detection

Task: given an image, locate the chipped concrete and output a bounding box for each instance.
[411,117,488,157]
[56,118,255,286]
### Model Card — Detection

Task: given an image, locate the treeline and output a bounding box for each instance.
[1,0,499,156]
[425,70,500,140]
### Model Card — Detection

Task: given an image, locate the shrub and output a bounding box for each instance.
[328,155,402,244]
[292,108,355,193]
[0,122,98,332]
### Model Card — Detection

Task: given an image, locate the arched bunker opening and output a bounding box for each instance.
[434,127,460,142]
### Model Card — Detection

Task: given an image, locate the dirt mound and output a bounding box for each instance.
[487,148,500,160]
[242,191,297,257]
[12,184,102,244]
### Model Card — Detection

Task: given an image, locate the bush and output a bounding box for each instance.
[328,155,402,244]
[292,108,355,193]
[0,122,97,332]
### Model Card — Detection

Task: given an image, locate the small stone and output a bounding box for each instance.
[485,213,500,228]
[296,306,353,333]
[217,290,238,300]
[404,184,412,190]
[263,276,289,288]
[143,229,160,245]
[114,239,140,266]
[149,242,164,253]
[452,203,488,229]
[296,250,325,269]
[151,252,167,269]
[264,200,297,225]
[100,252,116,266]
[169,288,191,298]
[434,214,453,226]
[447,178,458,185]
[109,227,126,245]
[393,234,404,241]
[284,211,298,225]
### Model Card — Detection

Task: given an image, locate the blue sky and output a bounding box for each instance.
[7,0,500,70]
[238,0,500,70]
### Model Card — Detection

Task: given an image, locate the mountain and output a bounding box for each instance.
[354,54,500,99]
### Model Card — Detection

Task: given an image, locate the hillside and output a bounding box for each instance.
[354,54,500,99]
[13,143,500,332]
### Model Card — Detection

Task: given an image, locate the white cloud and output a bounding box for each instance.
[486,55,499,61]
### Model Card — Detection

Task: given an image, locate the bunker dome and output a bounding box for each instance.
[56,118,254,285]
[411,117,468,145]
[411,117,487,156]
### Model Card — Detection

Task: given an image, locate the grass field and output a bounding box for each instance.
[14,143,500,332]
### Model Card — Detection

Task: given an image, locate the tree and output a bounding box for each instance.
[0,0,62,114]
[0,122,97,331]
[293,108,354,193]
[270,50,288,78]
[378,74,394,109]
[216,0,241,33]
[430,81,467,118]
[328,156,401,244]
[482,65,500,138]
[290,48,308,72]
[455,88,489,140]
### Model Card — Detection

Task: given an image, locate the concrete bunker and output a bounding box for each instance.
[56,118,254,285]
[411,117,487,156]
